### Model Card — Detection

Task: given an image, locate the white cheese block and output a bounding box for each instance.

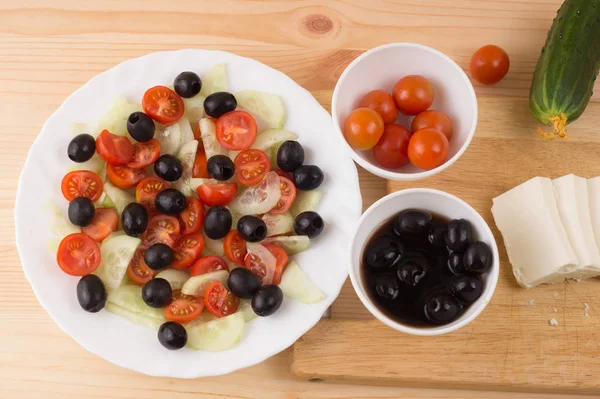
[587,177,600,252]
[491,177,579,288]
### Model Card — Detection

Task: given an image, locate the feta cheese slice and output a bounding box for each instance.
[587,177,600,251]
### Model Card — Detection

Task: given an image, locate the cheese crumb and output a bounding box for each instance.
[528,299,535,306]
[553,308,558,313]
[549,318,559,326]
[584,303,590,318]
[553,292,560,298]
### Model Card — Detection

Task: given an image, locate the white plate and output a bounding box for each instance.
[14,49,362,378]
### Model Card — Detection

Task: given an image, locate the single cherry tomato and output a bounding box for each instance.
[141,215,180,248]
[216,110,258,150]
[264,243,288,285]
[234,149,271,186]
[470,45,510,85]
[224,230,247,265]
[127,248,156,285]
[96,129,134,165]
[244,243,288,285]
[372,124,412,169]
[408,128,450,170]
[269,176,296,215]
[136,177,170,215]
[273,169,293,181]
[179,197,205,235]
[392,75,434,115]
[57,233,101,276]
[142,86,185,125]
[343,108,384,150]
[126,139,161,169]
[411,110,453,140]
[61,170,103,202]
[190,256,229,276]
[204,281,240,318]
[106,164,146,189]
[171,233,204,270]
[192,145,210,178]
[164,290,203,323]
[196,183,238,207]
[358,90,397,124]
[81,208,118,242]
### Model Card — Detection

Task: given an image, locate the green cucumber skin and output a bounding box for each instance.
[530,0,600,125]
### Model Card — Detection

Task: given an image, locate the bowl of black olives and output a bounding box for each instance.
[349,188,499,335]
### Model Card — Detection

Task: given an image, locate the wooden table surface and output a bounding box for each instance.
[0,1,588,398]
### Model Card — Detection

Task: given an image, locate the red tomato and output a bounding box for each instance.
[372,124,412,169]
[142,86,185,125]
[127,248,156,285]
[196,183,238,207]
[96,129,134,165]
[358,90,397,124]
[171,233,204,270]
[343,108,384,150]
[136,177,170,215]
[234,149,271,186]
[81,208,118,242]
[392,75,434,115]
[273,169,293,181]
[190,256,229,276]
[106,164,146,189]
[193,122,202,141]
[269,176,296,215]
[141,215,180,248]
[408,128,450,170]
[224,230,247,265]
[164,290,203,323]
[264,243,288,285]
[179,197,205,235]
[244,243,288,285]
[57,233,101,276]
[470,45,510,85]
[216,110,257,150]
[61,170,103,202]
[411,110,453,140]
[192,145,210,178]
[204,281,240,318]
[126,139,161,169]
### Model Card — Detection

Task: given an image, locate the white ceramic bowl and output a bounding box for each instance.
[348,189,499,336]
[332,43,478,181]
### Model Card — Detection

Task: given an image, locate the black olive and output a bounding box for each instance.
[463,242,493,275]
[445,219,473,251]
[252,285,284,317]
[204,92,237,118]
[154,154,183,182]
[207,155,235,181]
[173,71,202,98]
[155,188,186,215]
[142,278,173,308]
[145,244,174,270]
[428,226,447,247]
[363,236,403,269]
[76,275,107,313]
[373,274,399,300]
[68,197,95,227]
[127,112,155,142]
[423,291,461,325]
[276,141,305,172]
[237,215,267,242]
[447,252,466,275]
[204,206,232,239]
[228,268,261,299]
[158,321,187,350]
[397,261,427,286]
[450,275,483,304]
[294,211,324,238]
[67,134,96,162]
[121,202,148,237]
[293,165,324,191]
[393,209,432,236]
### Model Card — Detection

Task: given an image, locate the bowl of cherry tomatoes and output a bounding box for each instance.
[332,43,478,181]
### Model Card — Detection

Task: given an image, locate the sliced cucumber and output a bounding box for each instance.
[103,181,134,216]
[183,95,206,126]
[190,177,218,192]
[199,118,228,159]
[263,235,310,255]
[235,90,286,129]
[291,190,323,218]
[186,311,218,328]
[178,117,195,148]
[238,300,256,322]
[187,312,245,352]
[155,269,190,290]
[155,122,182,155]
[67,154,105,174]
[70,122,88,137]
[181,270,229,297]
[94,235,140,290]
[203,233,225,257]
[93,97,142,137]
[279,261,325,304]
[50,209,80,239]
[263,212,294,237]
[251,129,297,152]
[107,285,165,319]
[200,64,228,97]
[101,194,116,209]
[172,139,199,196]
[106,230,126,240]
[105,302,165,330]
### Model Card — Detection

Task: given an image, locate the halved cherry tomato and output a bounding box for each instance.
[273,169,293,181]
[141,215,180,248]
[126,139,161,169]
[57,233,101,276]
[358,90,398,124]
[193,122,202,141]
[190,256,229,276]
[106,164,146,189]
[392,75,434,116]
[61,170,103,202]
[269,176,296,215]
[136,177,170,215]
[407,128,449,170]
[224,230,247,265]
[343,108,384,150]
[82,208,118,242]
[96,129,134,165]
[470,45,510,85]
[264,243,289,285]
[127,248,156,285]
[192,145,209,178]
[171,233,204,270]
[244,243,288,285]
[164,290,203,323]
[372,124,412,169]
[179,197,205,235]
[204,281,240,318]
[411,110,453,140]
[216,110,257,150]
[142,86,185,125]
[234,149,271,186]
[196,183,238,207]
